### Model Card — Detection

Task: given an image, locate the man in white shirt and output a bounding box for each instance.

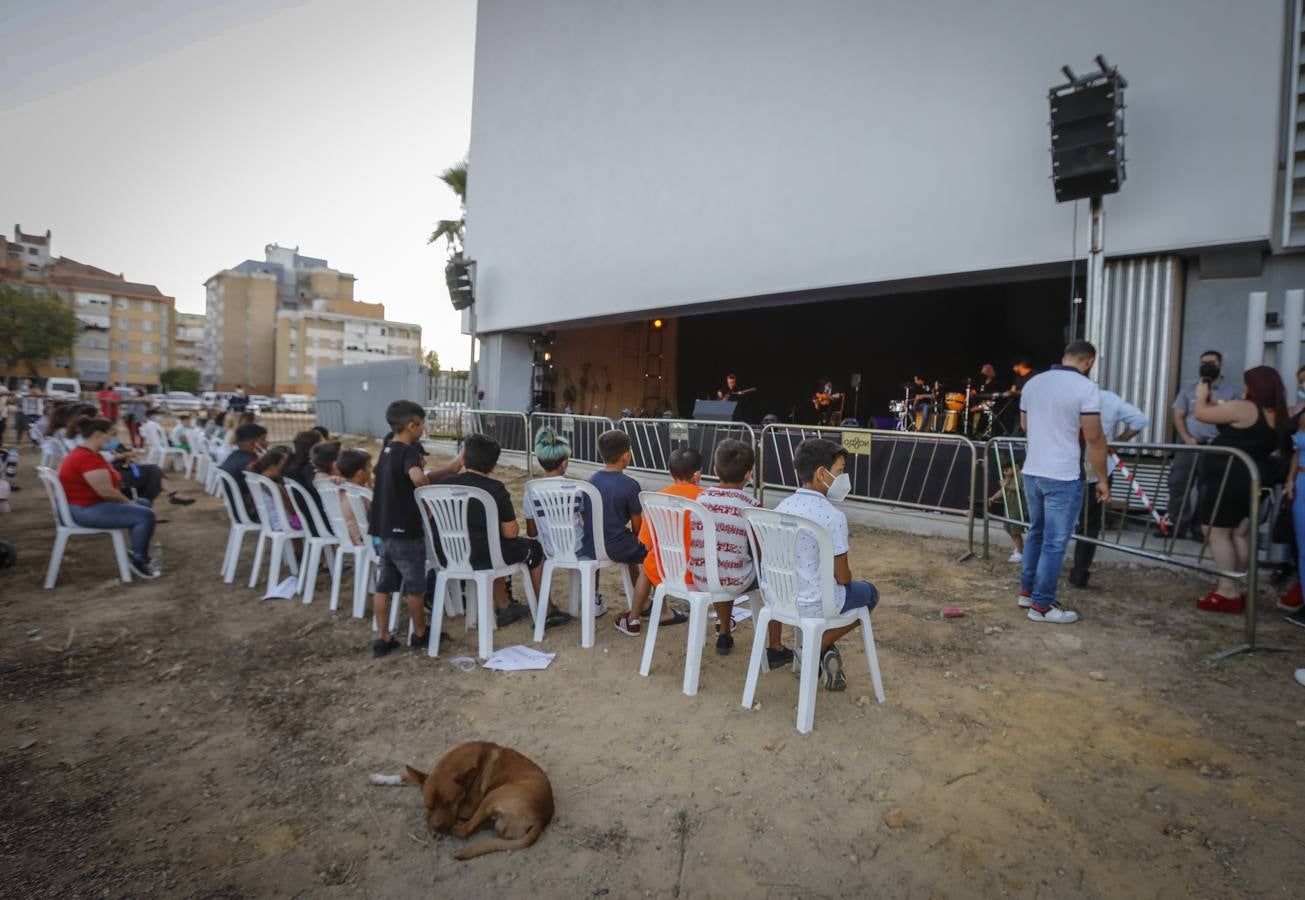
[1068,389,1149,588]
[1017,341,1110,623]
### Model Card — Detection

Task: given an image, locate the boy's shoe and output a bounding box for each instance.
[1027,602,1079,624]
[495,601,528,628]
[167,492,195,506]
[373,637,400,657]
[1276,581,1303,612]
[614,612,640,636]
[715,632,734,655]
[544,610,573,630]
[409,630,430,650]
[1017,591,1033,608]
[594,594,608,619]
[129,556,160,580]
[821,647,846,691]
[1008,551,1023,563]
[1284,607,1305,629]
[767,646,795,668]
[1196,592,1244,615]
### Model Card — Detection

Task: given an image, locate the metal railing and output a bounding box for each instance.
[982,437,1268,656]
[620,417,758,488]
[256,399,346,443]
[528,412,616,468]
[758,423,979,558]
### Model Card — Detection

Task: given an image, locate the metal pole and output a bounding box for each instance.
[467,301,479,411]
[1083,195,1105,341]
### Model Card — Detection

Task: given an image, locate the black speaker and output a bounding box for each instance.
[445,258,474,310]
[1049,73,1125,202]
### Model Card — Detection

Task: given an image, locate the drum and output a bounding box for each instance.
[942,410,960,433]
[888,400,908,415]
[945,392,966,412]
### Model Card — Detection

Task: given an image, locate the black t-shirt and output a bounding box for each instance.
[439,471,515,569]
[219,448,258,513]
[369,441,425,539]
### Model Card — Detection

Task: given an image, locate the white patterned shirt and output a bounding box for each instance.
[773,488,849,617]
[688,487,760,591]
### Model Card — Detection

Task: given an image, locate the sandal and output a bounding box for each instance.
[544,611,573,630]
[615,612,641,636]
[658,611,688,627]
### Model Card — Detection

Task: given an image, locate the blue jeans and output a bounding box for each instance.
[69,500,156,562]
[841,579,879,614]
[1293,475,1305,580]
[1019,475,1083,611]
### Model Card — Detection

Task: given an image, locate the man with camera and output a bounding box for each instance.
[1169,350,1239,540]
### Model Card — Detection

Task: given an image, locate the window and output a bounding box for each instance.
[142,319,153,333]
[116,298,128,309]
[142,362,153,375]
[142,340,152,354]
[27,247,38,256]
[117,340,129,354]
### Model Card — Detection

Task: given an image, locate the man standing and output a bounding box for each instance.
[998,359,1037,435]
[228,385,249,415]
[95,385,121,421]
[17,383,44,446]
[1169,350,1239,540]
[1017,341,1109,624]
[1068,389,1149,588]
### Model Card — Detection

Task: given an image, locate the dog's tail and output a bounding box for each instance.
[454,824,541,861]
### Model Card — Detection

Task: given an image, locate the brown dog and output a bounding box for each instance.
[403,741,554,860]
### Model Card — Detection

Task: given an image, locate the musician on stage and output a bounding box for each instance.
[969,363,1001,431]
[908,375,936,431]
[716,373,754,401]
[997,358,1038,434]
[812,378,845,426]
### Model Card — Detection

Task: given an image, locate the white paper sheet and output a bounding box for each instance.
[482,645,556,671]
[262,575,299,600]
[731,595,753,624]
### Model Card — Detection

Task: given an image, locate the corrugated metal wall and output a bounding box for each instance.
[1086,255,1184,444]
[316,358,429,438]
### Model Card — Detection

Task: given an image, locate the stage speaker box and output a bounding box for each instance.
[1049,73,1125,202]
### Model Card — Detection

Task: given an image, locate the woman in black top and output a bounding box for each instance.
[1193,365,1287,613]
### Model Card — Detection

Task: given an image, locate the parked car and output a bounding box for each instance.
[247,394,271,414]
[276,393,312,413]
[163,391,202,413]
[44,377,82,400]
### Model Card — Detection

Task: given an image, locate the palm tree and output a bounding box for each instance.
[428,159,467,257]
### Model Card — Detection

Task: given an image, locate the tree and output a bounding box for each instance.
[427,159,467,257]
[160,366,201,393]
[422,349,441,374]
[0,284,79,377]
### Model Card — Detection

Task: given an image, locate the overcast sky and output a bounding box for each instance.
[0,0,476,368]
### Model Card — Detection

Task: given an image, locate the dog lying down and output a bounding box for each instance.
[404,741,554,860]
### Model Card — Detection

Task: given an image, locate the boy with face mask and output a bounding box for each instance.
[773,437,879,691]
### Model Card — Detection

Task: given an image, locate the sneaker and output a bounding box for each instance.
[409,630,430,650]
[167,492,195,506]
[1296,669,1305,688]
[715,632,734,655]
[1284,607,1305,629]
[594,594,608,619]
[1196,592,1244,614]
[1027,602,1079,624]
[1277,581,1303,612]
[767,646,795,668]
[821,647,846,691]
[372,637,400,657]
[544,610,573,630]
[614,612,641,636]
[1008,551,1023,563]
[1017,591,1033,609]
[495,601,528,628]
[128,556,160,580]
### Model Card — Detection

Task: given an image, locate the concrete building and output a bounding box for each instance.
[464,0,1305,437]
[173,311,205,373]
[1,226,175,389]
[203,244,420,394]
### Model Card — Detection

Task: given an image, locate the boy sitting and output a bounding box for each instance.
[773,437,878,691]
[588,429,648,616]
[440,433,571,630]
[615,447,702,636]
[689,440,791,665]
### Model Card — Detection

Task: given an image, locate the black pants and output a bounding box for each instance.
[116,462,165,503]
[1070,486,1104,583]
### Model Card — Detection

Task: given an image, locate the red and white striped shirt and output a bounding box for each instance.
[688,487,760,590]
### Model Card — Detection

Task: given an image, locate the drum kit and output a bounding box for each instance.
[891,380,1001,438]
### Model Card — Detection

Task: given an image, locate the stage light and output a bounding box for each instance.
[543,351,552,362]
[1061,65,1076,82]
[652,318,664,329]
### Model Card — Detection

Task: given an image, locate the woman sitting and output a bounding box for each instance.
[249,447,302,532]
[58,418,160,580]
[1193,365,1287,613]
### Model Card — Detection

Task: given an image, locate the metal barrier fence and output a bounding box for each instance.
[620,417,758,487]
[758,423,979,558]
[257,399,346,443]
[528,412,616,468]
[982,437,1267,657]
[465,410,532,473]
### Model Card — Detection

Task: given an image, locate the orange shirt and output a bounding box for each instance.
[639,481,702,587]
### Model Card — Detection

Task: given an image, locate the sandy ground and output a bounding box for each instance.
[2,450,1304,900]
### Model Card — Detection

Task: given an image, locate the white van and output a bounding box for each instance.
[44,377,82,399]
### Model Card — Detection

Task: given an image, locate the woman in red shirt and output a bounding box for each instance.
[58,418,160,579]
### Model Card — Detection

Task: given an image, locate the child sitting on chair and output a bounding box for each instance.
[249,446,303,533]
[588,430,648,618]
[614,447,702,636]
[773,437,879,692]
[524,427,588,561]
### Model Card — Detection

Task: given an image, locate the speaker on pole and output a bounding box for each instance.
[1049,64,1126,203]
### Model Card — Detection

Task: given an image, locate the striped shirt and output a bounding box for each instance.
[688,487,760,590]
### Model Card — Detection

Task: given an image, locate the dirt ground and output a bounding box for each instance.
[2,449,1304,900]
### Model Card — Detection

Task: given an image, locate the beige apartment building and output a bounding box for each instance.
[1,226,175,389]
[172,311,205,373]
[203,244,420,395]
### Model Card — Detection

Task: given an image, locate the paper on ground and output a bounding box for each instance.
[731,595,753,624]
[262,576,299,600]
[483,645,556,671]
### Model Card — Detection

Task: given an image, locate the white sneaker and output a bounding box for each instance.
[1295,669,1305,688]
[594,594,608,618]
[1027,603,1079,624]
[1018,592,1033,608]
[1008,551,1023,563]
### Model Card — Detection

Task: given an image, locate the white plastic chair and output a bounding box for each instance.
[415,484,539,660]
[638,491,760,696]
[36,465,132,588]
[185,429,207,481]
[243,471,302,590]
[740,507,885,734]
[213,468,261,583]
[205,441,227,494]
[317,481,371,614]
[525,477,634,648]
[284,478,340,606]
[142,420,188,472]
[342,483,399,634]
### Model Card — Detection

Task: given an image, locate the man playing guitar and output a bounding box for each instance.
[716,373,756,401]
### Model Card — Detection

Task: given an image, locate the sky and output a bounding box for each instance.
[0,0,477,368]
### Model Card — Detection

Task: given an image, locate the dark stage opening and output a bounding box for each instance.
[676,276,1073,425]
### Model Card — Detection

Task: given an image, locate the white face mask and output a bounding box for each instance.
[822,468,852,503]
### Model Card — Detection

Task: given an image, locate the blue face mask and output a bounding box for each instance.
[104,437,121,451]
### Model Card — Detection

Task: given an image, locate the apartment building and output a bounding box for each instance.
[204,244,420,395]
[1,226,175,388]
[173,311,205,372]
